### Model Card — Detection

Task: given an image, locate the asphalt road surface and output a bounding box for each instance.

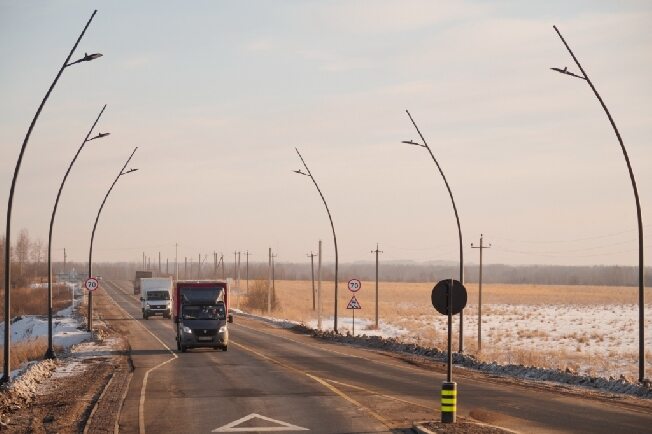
[97,280,652,434]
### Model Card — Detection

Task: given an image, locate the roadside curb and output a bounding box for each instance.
[412,420,521,433]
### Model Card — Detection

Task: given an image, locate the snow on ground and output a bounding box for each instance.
[238,301,652,392]
[307,317,410,339]
[0,287,90,351]
[391,303,652,378]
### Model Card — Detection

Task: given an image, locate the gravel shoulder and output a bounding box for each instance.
[0,289,131,433]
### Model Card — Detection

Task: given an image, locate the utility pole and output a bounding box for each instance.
[471,234,491,352]
[371,243,383,329]
[245,251,251,292]
[166,258,169,275]
[233,251,237,281]
[220,253,225,280]
[63,248,67,273]
[213,251,217,278]
[198,253,201,279]
[184,257,187,279]
[271,252,277,303]
[158,251,161,274]
[267,247,272,313]
[175,243,178,281]
[307,251,316,311]
[237,251,241,290]
[142,252,145,269]
[317,240,322,330]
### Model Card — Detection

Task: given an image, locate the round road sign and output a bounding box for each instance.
[431,279,467,315]
[347,279,361,292]
[85,277,99,292]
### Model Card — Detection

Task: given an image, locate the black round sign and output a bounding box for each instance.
[431,279,467,315]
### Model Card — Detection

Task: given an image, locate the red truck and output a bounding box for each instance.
[172,280,233,352]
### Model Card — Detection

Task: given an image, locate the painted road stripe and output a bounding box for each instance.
[213,413,309,432]
[104,281,178,434]
[231,340,389,428]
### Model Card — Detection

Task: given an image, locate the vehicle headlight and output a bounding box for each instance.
[219,326,227,333]
[182,326,192,334]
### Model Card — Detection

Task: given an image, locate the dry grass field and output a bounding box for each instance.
[0,285,73,370]
[238,280,652,379]
[0,285,72,321]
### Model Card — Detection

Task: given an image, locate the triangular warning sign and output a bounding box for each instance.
[346,295,361,309]
[212,413,309,432]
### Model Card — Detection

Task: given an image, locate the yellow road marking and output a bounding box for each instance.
[323,378,435,411]
[104,281,178,434]
[231,340,390,428]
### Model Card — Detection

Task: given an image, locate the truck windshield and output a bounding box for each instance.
[182,304,226,320]
[147,291,170,300]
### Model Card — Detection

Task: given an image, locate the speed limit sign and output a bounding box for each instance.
[85,277,99,292]
[347,279,361,292]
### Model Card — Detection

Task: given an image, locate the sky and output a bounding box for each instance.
[1,1,651,267]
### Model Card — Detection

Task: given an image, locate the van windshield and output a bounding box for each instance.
[182,304,226,320]
[147,291,170,300]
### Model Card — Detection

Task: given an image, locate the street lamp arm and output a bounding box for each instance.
[3,9,98,383]
[45,104,107,358]
[405,110,464,284]
[89,146,138,280]
[553,25,645,382]
[295,147,339,333]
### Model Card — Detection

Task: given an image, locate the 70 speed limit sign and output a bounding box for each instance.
[84,277,99,292]
[347,279,361,292]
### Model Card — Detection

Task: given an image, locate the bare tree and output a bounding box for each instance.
[31,238,45,278]
[15,229,30,280]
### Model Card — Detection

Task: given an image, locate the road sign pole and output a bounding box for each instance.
[317,240,322,330]
[442,278,456,424]
[352,307,355,337]
[447,279,453,382]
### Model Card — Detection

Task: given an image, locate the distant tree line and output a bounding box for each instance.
[76,260,652,287]
[2,233,650,288]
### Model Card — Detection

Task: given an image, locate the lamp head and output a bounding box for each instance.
[293,169,308,176]
[88,132,110,141]
[66,52,103,67]
[402,139,425,147]
[550,66,586,80]
[122,168,138,175]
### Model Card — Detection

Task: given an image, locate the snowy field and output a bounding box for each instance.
[257,280,652,381]
[0,305,90,352]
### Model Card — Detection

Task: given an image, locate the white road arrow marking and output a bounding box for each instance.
[212,413,309,432]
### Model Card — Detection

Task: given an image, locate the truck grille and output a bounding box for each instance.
[193,329,217,337]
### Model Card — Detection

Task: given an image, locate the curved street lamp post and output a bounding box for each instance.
[293,148,340,333]
[87,148,138,332]
[2,10,101,383]
[551,25,646,382]
[403,109,465,353]
[44,105,109,359]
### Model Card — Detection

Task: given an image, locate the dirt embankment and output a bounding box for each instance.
[0,289,132,433]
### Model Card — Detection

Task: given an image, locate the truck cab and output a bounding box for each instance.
[139,277,173,319]
[173,280,233,352]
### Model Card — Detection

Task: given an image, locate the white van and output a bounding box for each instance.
[140,277,173,319]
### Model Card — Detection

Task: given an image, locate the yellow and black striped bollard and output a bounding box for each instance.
[441,381,457,423]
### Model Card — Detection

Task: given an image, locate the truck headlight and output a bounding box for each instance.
[219,326,227,333]
[182,326,192,334]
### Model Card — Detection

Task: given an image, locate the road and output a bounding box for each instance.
[96,280,652,434]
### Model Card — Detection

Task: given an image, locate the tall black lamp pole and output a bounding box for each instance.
[44,105,109,359]
[87,148,138,332]
[293,148,340,333]
[2,10,101,383]
[403,109,465,353]
[551,25,646,382]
